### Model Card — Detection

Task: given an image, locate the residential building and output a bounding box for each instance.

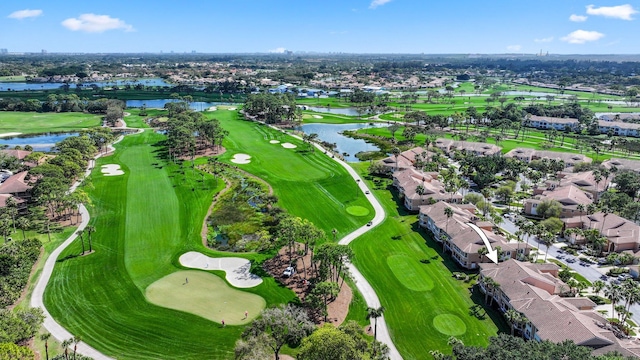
[597,120,640,137]
[419,202,530,269]
[0,171,33,201]
[563,212,640,253]
[526,115,579,131]
[381,147,434,172]
[524,184,593,218]
[392,168,461,210]
[602,158,640,173]
[505,148,591,167]
[434,139,501,157]
[479,260,640,357]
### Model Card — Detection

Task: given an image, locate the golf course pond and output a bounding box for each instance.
[298,122,385,162]
[126,99,238,110]
[0,78,171,91]
[0,132,79,151]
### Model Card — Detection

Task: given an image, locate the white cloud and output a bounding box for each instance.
[370,0,392,9]
[8,9,42,19]
[534,36,554,43]
[569,14,588,22]
[61,14,134,33]
[269,47,287,53]
[507,45,522,52]
[561,30,605,44]
[586,4,637,20]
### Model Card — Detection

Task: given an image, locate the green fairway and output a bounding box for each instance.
[349,164,506,358]
[209,109,374,239]
[0,111,101,134]
[146,270,265,325]
[44,130,296,360]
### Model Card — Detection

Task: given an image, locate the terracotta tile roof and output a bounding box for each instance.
[0,149,32,160]
[505,148,591,165]
[435,139,501,156]
[540,184,593,207]
[585,212,640,246]
[528,115,579,125]
[602,158,640,173]
[0,171,32,194]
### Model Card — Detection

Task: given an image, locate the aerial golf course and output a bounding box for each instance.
[43,109,375,359]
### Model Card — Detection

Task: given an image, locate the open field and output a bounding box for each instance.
[0,111,101,135]
[44,130,296,360]
[348,163,507,357]
[207,109,375,240]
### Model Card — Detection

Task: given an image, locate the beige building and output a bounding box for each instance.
[479,260,640,357]
[392,168,461,210]
[434,139,501,157]
[380,147,434,172]
[505,148,591,167]
[563,212,640,253]
[420,202,530,269]
[524,184,593,218]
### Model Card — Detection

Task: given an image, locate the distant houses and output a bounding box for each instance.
[505,148,591,168]
[434,139,501,157]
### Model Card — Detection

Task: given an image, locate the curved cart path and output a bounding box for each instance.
[283,128,402,359]
[30,137,126,359]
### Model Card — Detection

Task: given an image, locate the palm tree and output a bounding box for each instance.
[85,225,95,252]
[416,183,426,203]
[76,230,85,255]
[40,332,51,360]
[16,217,30,240]
[366,306,385,342]
[620,279,640,324]
[62,339,72,360]
[539,231,556,262]
[444,206,454,234]
[72,336,81,360]
[592,280,606,296]
[514,230,524,259]
[604,283,623,320]
[577,204,585,224]
[391,147,401,171]
[504,309,521,336]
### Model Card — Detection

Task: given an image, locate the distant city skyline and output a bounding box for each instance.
[2,0,639,54]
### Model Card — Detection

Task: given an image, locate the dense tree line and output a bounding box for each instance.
[0,238,41,307]
[244,93,301,124]
[431,333,635,360]
[0,95,125,118]
[163,103,227,160]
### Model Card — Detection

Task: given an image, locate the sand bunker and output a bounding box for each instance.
[179,251,263,288]
[281,143,297,149]
[0,132,21,138]
[228,107,237,110]
[208,106,218,111]
[230,154,251,164]
[312,115,323,119]
[101,164,124,176]
[269,140,280,144]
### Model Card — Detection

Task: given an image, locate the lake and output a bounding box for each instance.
[126,99,237,110]
[298,123,384,162]
[0,78,172,92]
[302,106,361,116]
[0,132,79,152]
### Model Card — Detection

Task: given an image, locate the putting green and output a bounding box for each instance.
[433,314,467,336]
[346,205,370,217]
[145,270,265,325]
[386,255,434,291]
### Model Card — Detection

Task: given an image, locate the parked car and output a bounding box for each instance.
[618,274,631,281]
[283,266,296,277]
[600,275,609,281]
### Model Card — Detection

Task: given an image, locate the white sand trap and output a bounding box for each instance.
[228,107,237,110]
[281,143,297,149]
[312,115,323,119]
[269,140,280,144]
[101,164,124,176]
[231,153,251,164]
[0,132,21,138]
[179,251,263,288]
[208,106,218,111]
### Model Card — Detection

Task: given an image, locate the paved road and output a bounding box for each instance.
[31,142,120,360]
[302,135,402,359]
[500,217,640,327]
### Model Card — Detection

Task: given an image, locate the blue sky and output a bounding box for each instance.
[2,0,639,54]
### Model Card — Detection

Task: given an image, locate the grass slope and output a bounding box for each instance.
[349,164,506,358]
[209,110,374,239]
[44,130,295,360]
[0,112,101,134]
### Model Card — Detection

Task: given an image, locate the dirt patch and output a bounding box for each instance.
[177,146,226,161]
[263,243,351,326]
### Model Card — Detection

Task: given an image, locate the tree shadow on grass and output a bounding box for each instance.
[469,285,511,334]
[56,253,79,263]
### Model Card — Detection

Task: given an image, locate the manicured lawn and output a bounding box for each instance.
[208,109,374,239]
[0,111,101,134]
[44,130,296,360]
[348,164,507,358]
